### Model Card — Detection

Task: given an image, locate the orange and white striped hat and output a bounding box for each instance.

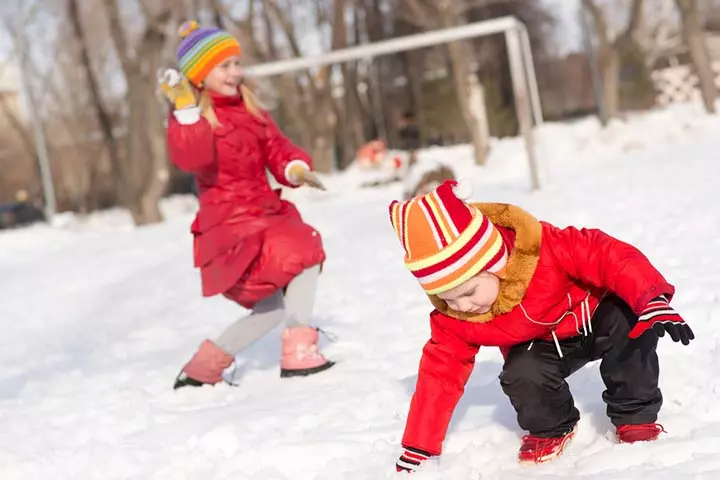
[388,180,508,295]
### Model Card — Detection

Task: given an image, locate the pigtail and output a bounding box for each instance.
[198,89,221,129]
[240,81,267,120]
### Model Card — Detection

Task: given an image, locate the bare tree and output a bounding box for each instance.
[675,0,718,113]
[101,0,173,225]
[583,0,648,122]
[398,0,490,165]
[636,0,685,68]
[67,0,121,198]
[261,0,339,172]
[331,0,369,168]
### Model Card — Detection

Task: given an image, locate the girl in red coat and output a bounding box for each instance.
[161,21,335,389]
[388,180,694,472]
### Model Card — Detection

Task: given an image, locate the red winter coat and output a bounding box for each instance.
[401,203,674,456]
[166,91,325,308]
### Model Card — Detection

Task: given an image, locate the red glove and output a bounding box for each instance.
[396,447,431,473]
[630,295,694,345]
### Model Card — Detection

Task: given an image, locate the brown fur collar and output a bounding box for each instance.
[428,203,543,323]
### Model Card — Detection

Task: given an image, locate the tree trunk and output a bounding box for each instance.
[309,82,337,173]
[602,48,621,119]
[67,0,122,192]
[405,50,425,146]
[262,0,337,173]
[102,0,170,226]
[431,6,488,165]
[123,65,162,225]
[583,0,619,121]
[364,0,392,142]
[142,27,171,224]
[343,62,367,166]
[445,38,488,165]
[584,0,648,121]
[332,0,357,169]
[676,0,718,113]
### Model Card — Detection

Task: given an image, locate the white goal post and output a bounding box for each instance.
[244,15,543,191]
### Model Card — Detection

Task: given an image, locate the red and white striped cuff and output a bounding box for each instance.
[396,446,431,472]
[639,295,674,322]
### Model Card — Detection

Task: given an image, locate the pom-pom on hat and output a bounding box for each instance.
[388,179,508,294]
[176,20,241,86]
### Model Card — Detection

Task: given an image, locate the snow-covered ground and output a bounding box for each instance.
[2,101,720,479]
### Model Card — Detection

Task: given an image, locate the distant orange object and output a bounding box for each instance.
[356,140,387,169]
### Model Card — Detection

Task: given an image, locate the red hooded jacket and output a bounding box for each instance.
[401,203,674,456]
[166,91,325,308]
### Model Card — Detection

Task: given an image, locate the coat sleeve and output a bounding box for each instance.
[166,112,215,172]
[544,222,675,313]
[401,312,479,456]
[262,113,314,188]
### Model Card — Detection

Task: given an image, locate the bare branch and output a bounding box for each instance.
[67,0,120,173]
[0,96,36,159]
[209,0,267,62]
[624,0,645,37]
[139,0,173,34]
[263,0,305,58]
[102,0,131,68]
[397,0,437,29]
[582,0,611,45]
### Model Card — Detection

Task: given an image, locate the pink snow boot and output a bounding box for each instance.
[280,326,335,378]
[173,339,234,390]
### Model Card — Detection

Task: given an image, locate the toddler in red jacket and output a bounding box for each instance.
[160,21,335,389]
[389,180,694,472]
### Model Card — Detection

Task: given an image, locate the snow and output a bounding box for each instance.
[2,100,720,479]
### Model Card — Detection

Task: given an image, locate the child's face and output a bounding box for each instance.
[436,272,500,314]
[205,56,243,96]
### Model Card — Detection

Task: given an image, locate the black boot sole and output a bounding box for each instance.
[280,361,336,378]
[173,371,206,390]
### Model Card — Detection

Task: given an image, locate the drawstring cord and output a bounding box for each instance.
[521,292,595,359]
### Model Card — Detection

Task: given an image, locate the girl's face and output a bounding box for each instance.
[204,56,243,96]
[436,272,500,315]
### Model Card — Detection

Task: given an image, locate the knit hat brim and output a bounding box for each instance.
[389,180,509,295]
[176,22,242,86]
[407,207,508,294]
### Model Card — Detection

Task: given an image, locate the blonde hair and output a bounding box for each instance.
[198,81,266,129]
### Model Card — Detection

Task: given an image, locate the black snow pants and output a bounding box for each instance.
[499,295,663,437]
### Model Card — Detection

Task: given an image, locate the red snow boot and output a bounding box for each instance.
[616,423,666,443]
[173,339,234,389]
[518,427,576,464]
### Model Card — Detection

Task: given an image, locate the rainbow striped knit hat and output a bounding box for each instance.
[389,180,508,295]
[176,21,242,87]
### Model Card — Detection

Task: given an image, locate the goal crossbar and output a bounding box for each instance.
[246,16,514,75]
[245,15,543,190]
[244,15,542,127]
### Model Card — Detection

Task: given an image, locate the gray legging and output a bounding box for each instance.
[215,265,319,355]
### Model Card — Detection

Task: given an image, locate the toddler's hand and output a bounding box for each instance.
[619,295,694,361]
[630,295,694,345]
